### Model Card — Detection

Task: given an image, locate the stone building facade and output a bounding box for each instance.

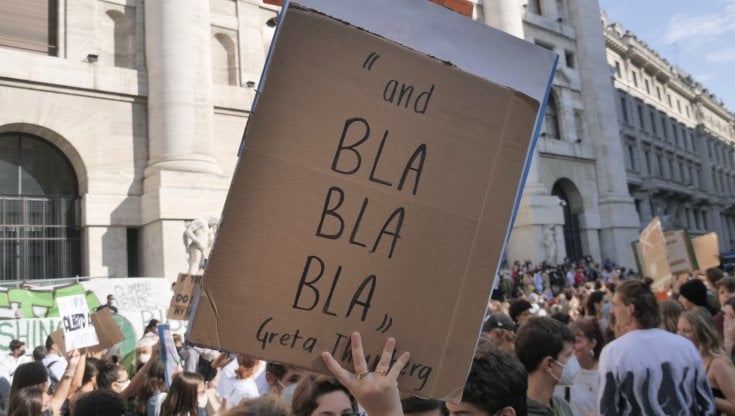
[0,0,730,281]
[603,15,735,252]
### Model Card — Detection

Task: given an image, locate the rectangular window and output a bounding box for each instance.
[645,79,650,94]
[565,50,575,69]
[644,151,652,174]
[620,97,629,123]
[615,61,621,77]
[686,105,690,117]
[0,0,59,55]
[656,86,661,100]
[638,105,645,128]
[657,154,663,176]
[667,94,672,107]
[650,111,657,135]
[632,71,638,87]
[677,100,681,113]
[628,145,636,170]
[528,0,543,15]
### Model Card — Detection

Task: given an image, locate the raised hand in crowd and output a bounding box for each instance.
[321,332,409,416]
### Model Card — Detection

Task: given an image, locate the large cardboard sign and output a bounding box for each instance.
[57,295,98,350]
[692,233,720,271]
[167,274,202,320]
[664,230,698,276]
[638,217,672,292]
[187,0,555,400]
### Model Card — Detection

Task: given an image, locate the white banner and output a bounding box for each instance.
[57,295,98,350]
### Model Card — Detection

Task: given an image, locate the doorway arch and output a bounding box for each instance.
[551,179,584,262]
[0,132,82,280]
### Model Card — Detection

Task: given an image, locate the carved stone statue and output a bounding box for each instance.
[543,225,557,265]
[183,216,218,275]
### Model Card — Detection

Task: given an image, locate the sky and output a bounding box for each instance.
[599,0,735,114]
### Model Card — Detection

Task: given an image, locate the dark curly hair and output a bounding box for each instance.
[461,339,528,416]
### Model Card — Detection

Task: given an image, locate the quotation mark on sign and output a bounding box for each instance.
[362,52,380,71]
[375,314,393,333]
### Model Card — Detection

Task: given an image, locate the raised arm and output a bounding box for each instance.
[321,332,409,416]
[50,349,81,414]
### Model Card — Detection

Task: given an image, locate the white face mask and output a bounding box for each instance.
[279,382,297,405]
[553,355,581,386]
[198,394,208,408]
[138,353,151,364]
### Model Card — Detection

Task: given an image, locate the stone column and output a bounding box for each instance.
[140,0,230,280]
[568,0,639,268]
[144,0,220,176]
[483,0,565,265]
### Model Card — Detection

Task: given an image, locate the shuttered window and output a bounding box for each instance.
[0,0,58,55]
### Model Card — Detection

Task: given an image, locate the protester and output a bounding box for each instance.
[95,294,119,314]
[481,312,516,354]
[10,349,80,416]
[224,357,261,410]
[291,373,356,416]
[41,337,66,388]
[6,386,47,416]
[74,389,127,416]
[509,300,533,329]
[401,397,447,416]
[1,340,31,384]
[224,396,291,416]
[264,363,302,403]
[715,277,735,335]
[658,299,683,333]
[599,278,715,415]
[69,357,99,415]
[679,278,713,314]
[446,339,528,416]
[515,317,574,416]
[678,308,735,415]
[567,318,604,416]
[159,371,205,416]
[135,358,166,416]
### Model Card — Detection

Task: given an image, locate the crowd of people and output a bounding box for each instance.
[2,258,735,416]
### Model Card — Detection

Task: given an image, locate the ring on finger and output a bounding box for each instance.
[355,370,370,380]
[376,368,388,376]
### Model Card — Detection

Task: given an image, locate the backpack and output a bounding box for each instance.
[196,355,218,382]
[46,360,59,394]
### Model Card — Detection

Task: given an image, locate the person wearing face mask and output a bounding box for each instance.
[515,316,575,416]
[10,349,81,416]
[264,363,303,405]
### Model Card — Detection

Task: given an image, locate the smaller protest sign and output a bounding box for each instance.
[158,324,182,387]
[56,295,98,350]
[89,308,125,353]
[167,274,202,321]
[692,233,720,271]
[664,230,698,276]
[638,217,672,292]
[49,328,67,356]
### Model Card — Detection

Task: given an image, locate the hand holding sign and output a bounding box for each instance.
[322,332,409,416]
[57,295,98,350]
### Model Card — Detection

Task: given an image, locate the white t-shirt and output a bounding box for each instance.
[42,353,67,383]
[569,367,599,416]
[225,378,259,409]
[216,359,239,399]
[598,328,715,416]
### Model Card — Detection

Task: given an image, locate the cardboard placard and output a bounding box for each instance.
[187,0,555,400]
[167,274,202,320]
[692,233,720,271]
[50,328,67,357]
[57,295,98,350]
[637,217,672,292]
[89,308,125,353]
[664,229,698,276]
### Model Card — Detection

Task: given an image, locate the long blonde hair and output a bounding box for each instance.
[680,307,730,362]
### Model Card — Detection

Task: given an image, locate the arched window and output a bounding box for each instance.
[0,133,81,280]
[542,92,561,140]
